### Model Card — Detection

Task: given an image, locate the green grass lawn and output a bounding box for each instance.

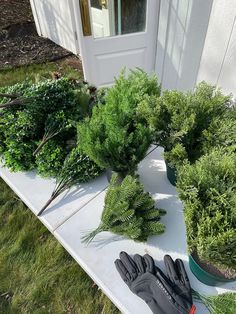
[0,61,119,314]
[0,59,82,87]
[0,179,118,314]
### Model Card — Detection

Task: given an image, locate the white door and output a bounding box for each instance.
[75,0,160,87]
[90,0,115,37]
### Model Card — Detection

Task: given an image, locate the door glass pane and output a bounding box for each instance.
[90,0,147,38]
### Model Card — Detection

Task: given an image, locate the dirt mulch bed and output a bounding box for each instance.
[0,22,73,69]
[0,0,33,30]
[0,0,82,71]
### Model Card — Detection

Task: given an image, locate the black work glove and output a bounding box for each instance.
[163,255,193,306]
[115,252,196,314]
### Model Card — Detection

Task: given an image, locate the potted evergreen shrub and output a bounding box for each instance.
[137,82,230,185]
[162,143,187,186]
[177,148,236,286]
[202,115,236,154]
[78,69,161,180]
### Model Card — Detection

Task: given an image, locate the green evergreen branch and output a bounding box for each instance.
[82,174,165,244]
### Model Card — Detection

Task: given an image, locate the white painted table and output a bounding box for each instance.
[1,147,235,314]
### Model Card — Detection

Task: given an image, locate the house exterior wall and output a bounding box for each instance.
[197,0,236,96]
[30,0,236,95]
[30,0,79,55]
[156,0,236,96]
[155,0,213,92]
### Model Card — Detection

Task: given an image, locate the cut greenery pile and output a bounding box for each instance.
[1,67,236,283]
[0,77,105,216]
[78,69,161,175]
[0,77,98,176]
[135,77,236,278]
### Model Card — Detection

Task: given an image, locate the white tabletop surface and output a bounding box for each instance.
[0,145,155,232]
[1,146,235,314]
[0,163,108,232]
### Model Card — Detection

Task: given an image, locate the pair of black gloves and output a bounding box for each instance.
[115,252,196,314]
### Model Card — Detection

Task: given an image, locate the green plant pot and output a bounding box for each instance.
[165,161,177,186]
[106,169,127,184]
[189,255,236,286]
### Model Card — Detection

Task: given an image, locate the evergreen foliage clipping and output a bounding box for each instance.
[38,146,103,216]
[35,139,69,178]
[193,291,236,314]
[82,174,166,243]
[202,115,236,154]
[78,69,161,174]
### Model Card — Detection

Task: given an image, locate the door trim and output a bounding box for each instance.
[79,0,92,36]
[72,0,92,80]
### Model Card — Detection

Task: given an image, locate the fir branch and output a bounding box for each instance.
[82,174,165,244]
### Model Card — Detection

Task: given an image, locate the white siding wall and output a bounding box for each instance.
[156,0,236,96]
[197,0,236,95]
[156,0,213,92]
[30,0,79,55]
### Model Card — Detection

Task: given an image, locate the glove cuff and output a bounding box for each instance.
[189,305,196,314]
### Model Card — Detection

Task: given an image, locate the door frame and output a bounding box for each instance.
[72,0,96,82]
